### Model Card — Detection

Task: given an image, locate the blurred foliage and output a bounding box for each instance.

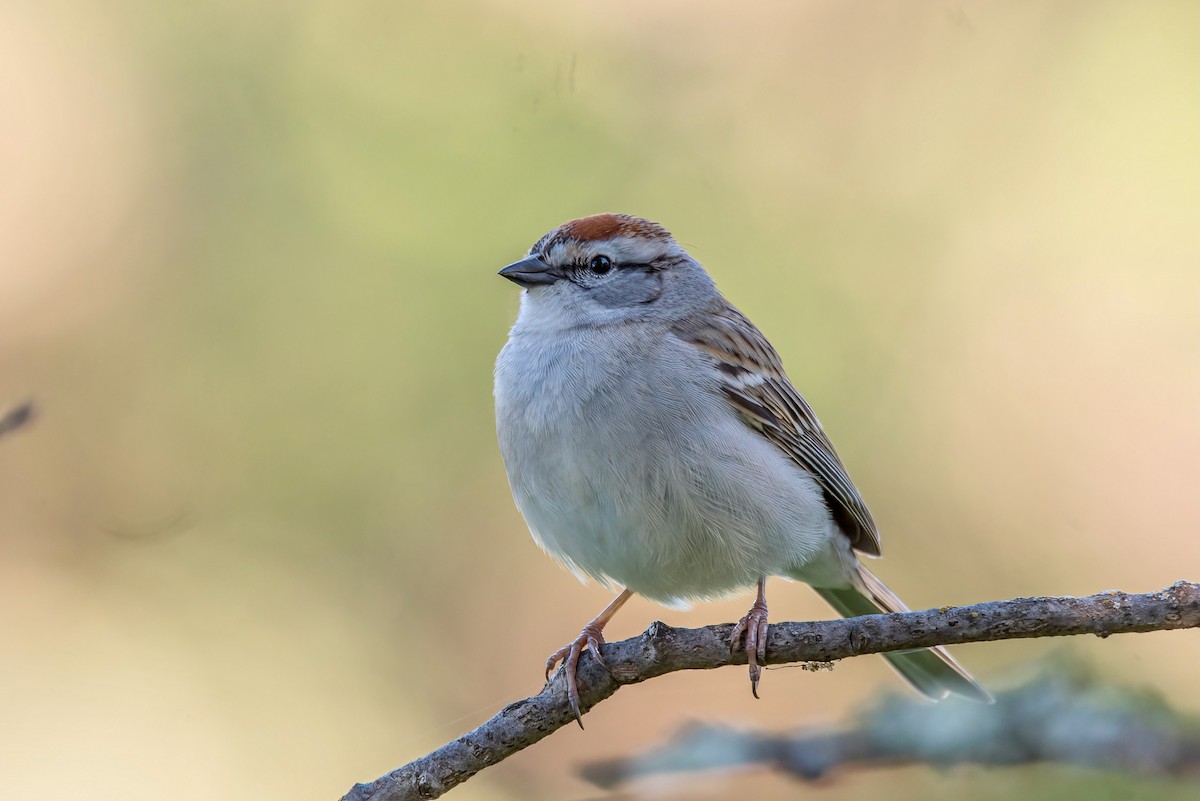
[584,659,1200,789]
[0,1,1197,800]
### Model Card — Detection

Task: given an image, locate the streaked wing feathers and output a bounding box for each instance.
[672,304,882,556]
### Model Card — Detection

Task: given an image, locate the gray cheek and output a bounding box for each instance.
[589,271,664,308]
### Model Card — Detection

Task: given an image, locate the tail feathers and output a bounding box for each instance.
[815,562,993,704]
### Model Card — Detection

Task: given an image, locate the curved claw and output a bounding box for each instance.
[545,648,568,683]
[586,634,607,668]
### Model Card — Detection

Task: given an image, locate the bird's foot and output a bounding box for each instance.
[730,596,769,698]
[545,623,610,728]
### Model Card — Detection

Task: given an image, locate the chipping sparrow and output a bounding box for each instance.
[494,214,990,725]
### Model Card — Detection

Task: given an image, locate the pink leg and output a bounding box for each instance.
[730,577,770,698]
[546,588,634,728]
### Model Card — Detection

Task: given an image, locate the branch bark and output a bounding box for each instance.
[341,581,1200,801]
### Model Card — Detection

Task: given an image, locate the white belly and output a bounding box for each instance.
[495,325,837,604]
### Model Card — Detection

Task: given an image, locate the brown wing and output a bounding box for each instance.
[672,303,882,556]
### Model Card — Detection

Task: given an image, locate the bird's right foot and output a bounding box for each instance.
[545,623,610,729]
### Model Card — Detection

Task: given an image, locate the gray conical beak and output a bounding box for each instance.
[498,256,562,288]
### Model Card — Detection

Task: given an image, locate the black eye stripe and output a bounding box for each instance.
[576,261,655,271]
[567,259,667,286]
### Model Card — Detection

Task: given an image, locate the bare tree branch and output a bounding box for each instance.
[582,667,1200,788]
[341,581,1200,801]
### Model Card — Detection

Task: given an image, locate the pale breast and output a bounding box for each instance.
[495,326,837,603]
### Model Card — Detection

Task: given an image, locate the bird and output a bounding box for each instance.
[493,213,991,726]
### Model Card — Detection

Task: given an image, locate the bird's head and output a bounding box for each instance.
[498,214,716,329]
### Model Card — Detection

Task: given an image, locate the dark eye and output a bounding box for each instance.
[588,255,613,275]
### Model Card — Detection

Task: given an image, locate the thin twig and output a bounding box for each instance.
[0,401,34,440]
[341,581,1200,801]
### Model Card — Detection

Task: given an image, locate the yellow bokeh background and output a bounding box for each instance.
[1,2,1197,799]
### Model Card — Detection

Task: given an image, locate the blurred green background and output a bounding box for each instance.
[1,1,1197,799]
